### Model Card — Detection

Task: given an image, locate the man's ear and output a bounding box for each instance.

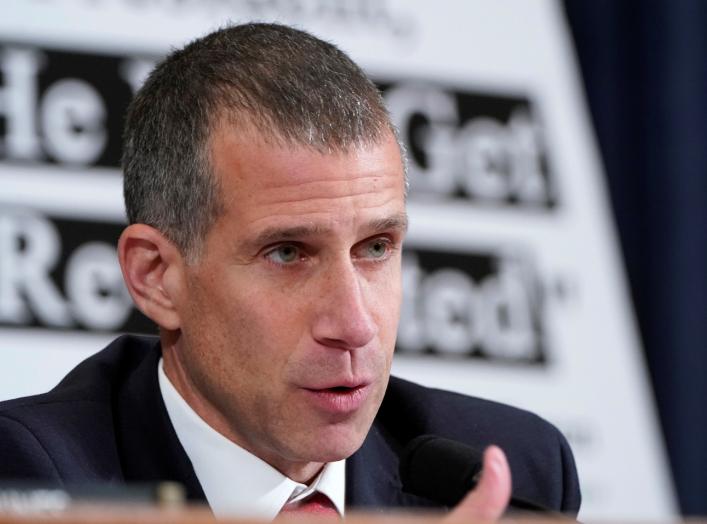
[118,224,184,331]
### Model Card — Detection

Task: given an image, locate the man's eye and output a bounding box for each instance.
[364,239,391,259]
[265,244,300,264]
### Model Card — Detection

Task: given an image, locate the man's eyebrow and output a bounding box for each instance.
[366,212,409,234]
[246,224,330,249]
[245,212,409,250]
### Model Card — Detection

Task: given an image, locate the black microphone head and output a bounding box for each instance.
[399,435,483,507]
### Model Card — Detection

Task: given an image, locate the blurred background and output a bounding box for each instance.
[0,0,704,518]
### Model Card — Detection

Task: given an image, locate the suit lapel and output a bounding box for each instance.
[114,340,206,502]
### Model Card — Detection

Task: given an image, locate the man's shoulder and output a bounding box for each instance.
[382,375,559,442]
[0,335,160,483]
[375,376,581,513]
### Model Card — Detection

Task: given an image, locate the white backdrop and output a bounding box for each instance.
[0,0,676,519]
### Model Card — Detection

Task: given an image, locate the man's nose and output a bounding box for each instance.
[311,261,378,350]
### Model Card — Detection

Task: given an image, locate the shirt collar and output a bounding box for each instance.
[158,358,346,519]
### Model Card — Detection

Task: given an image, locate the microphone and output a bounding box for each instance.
[399,435,554,513]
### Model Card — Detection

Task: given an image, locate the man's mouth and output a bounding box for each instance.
[327,385,361,393]
[310,384,366,395]
[302,383,371,414]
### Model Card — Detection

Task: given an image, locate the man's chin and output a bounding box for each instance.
[282,385,384,462]
[299,422,370,463]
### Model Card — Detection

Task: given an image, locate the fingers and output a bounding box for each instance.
[445,445,512,522]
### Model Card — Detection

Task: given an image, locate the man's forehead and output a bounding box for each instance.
[210,124,405,194]
[207,122,406,251]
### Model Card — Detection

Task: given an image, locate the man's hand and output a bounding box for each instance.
[445,445,512,521]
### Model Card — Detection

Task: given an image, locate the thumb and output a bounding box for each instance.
[445,445,512,522]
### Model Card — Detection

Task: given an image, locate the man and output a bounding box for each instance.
[0,23,580,519]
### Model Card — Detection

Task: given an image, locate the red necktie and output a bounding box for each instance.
[279,492,339,518]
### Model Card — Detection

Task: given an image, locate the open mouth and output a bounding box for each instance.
[303,384,370,413]
[307,383,368,396]
[326,385,360,393]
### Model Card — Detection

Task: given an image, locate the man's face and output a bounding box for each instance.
[170,125,406,475]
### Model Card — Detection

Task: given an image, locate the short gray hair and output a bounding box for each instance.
[122,23,394,260]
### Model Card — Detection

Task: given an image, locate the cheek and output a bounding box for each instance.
[181,282,302,416]
[370,265,403,333]
[211,283,309,371]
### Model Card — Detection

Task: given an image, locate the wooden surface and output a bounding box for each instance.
[0,506,579,524]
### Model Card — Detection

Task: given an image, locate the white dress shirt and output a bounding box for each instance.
[158,359,346,519]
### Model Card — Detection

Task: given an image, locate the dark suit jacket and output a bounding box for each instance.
[0,335,580,514]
